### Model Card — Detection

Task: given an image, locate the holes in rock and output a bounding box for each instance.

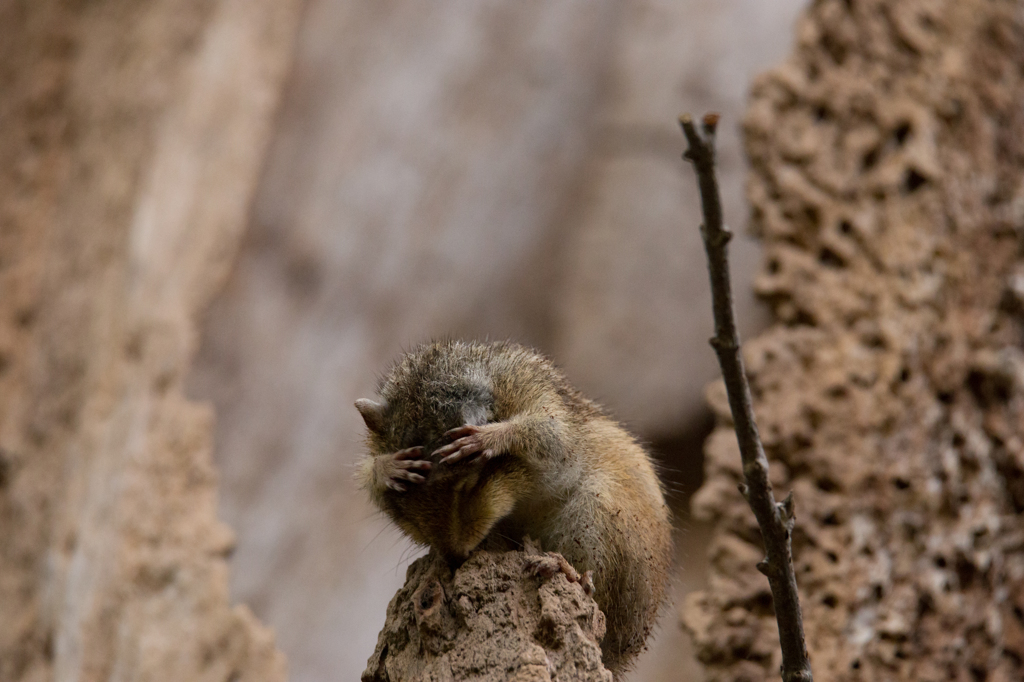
[0,448,11,489]
[934,555,948,568]
[821,32,848,65]
[903,168,928,193]
[826,385,848,399]
[818,247,845,269]
[414,579,444,618]
[816,477,840,493]
[803,205,822,229]
[814,105,829,121]
[749,591,775,617]
[822,511,841,526]
[959,461,982,492]
[955,554,977,588]
[894,30,922,57]
[862,146,881,170]
[937,390,956,405]
[767,258,781,274]
[822,593,838,608]
[994,449,1024,513]
[825,550,839,563]
[892,477,911,490]
[807,409,824,430]
[851,659,861,670]
[373,644,389,678]
[839,219,854,235]
[898,367,912,383]
[900,517,921,542]
[966,369,1013,407]
[863,333,887,350]
[999,287,1024,317]
[917,592,935,617]
[533,618,562,650]
[893,121,912,146]
[790,309,818,327]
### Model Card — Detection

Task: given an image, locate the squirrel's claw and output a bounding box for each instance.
[434,437,486,465]
[525,554,593,596]
[384,447,430,492]
[433,424,491,464]
[392,469,427,483]
[443,425,481,441]
[393,446,426,460]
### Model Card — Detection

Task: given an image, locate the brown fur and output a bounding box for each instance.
[355,340,673,674]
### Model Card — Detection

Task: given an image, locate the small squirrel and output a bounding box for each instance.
[355,340,673,674]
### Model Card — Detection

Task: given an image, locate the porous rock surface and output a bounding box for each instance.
[363,543,612,682]
[683,0,1024,680]
[0,1,300,680]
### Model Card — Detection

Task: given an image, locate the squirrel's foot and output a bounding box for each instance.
[580,570,595,596]
[382,446,431,492]
[525,554,594,596]
[432,424,498,465]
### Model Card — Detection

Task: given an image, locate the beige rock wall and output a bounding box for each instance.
[0,1,301,680]
[684,0,1024,680]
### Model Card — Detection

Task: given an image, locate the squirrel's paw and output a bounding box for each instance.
[382,446,431,492]
[432,424,497,465]
[525,554,593,596]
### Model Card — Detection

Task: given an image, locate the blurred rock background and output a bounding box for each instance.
[186,1,805,680]
[0,1,300,680]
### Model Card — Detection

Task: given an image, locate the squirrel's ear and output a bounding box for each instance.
[355,399,387,435]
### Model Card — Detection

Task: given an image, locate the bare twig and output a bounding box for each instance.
[680,113,813,682]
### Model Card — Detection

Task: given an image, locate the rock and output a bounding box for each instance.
[0,1,300,680]
[363,543,611,682]
[683,1,1024,680]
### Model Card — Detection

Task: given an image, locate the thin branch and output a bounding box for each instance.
[680,113,813,682]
